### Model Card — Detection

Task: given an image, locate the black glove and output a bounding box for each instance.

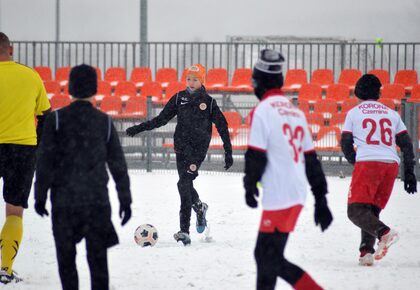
[314,196,333,232]
[35,201,49,217]
[224,151,233,170]
[119,204,132,226]
[404,172,417,194]
[245,186,259,208]
[126,124,145,137]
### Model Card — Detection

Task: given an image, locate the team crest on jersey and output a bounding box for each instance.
[199,103,207,110]
[189,164,197,171]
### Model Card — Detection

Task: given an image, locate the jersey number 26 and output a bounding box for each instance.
[362,118,393,146]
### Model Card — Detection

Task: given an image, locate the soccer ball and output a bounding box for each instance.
[134,224,158,247]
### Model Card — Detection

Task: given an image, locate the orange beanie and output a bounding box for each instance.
[187,64,206,84]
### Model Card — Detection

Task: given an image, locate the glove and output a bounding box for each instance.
[245,186,259,208]
[314,196,333,232]
[126,124,145,137]
[34,201,49,217]
[404,172,417,194]
[119,204,132,226]
[224,151,233,170]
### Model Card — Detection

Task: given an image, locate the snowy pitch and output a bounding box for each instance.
[1,173,420,289]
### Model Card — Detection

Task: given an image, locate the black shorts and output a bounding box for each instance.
[0,144,37,208]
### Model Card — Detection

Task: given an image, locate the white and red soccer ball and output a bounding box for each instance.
[134,224,158,247]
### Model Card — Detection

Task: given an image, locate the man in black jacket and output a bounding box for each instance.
[126,64,233,245]
[35,64,132,290]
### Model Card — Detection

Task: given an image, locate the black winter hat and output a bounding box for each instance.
[69,64,97,99]
[354,74,382,100]
[252,49,285,90]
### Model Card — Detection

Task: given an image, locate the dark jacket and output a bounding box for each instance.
[35,101,132,209]
[139,87,232,158]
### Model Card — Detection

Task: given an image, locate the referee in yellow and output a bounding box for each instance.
[0,32,51,284]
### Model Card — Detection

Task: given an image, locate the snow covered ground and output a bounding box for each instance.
[1,172,420,290]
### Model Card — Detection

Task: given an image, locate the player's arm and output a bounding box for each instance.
[126,95,178,136]
[36,108,52,146]
[396,131,417,193]
[340,132,356,165]
[210,99,233,169]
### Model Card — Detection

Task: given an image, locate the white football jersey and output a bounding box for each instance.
[342,100,407,163]
[248,91,314,210]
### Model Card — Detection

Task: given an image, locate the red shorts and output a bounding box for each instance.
[259,205,303,233]
[348,161,399,209]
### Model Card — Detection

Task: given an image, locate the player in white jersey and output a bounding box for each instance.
[244,49,333,290]
[341,74,417,266]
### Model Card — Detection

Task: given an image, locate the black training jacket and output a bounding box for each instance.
[35,101,132,209]
[139,86,232,159]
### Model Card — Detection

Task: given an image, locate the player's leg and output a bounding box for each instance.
[86,241,109,290]
[348,203,389,242]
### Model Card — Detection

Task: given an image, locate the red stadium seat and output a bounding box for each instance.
[50,94,71,110]
[326,84,350,102]
[105,67,126,87]
[338,69,362,90]
[311,69,334,89]
[329,113,347,130]
[298,99,311,114]
[119,96,147,119]
[100,96,122,116]
[408,84,420,102]
[95,67,103,81]
[298,84,323,102]
[367,69,390,86]
[156,68,178,88]
[305,113,324,135]
[130,67,152,88]
[94,81,112,101]
[206,68,228,91]
[223,111,242,135]
[381,84,406,103]
[34,66,52,81]
[340,99,359,113]
[378,98,398,112]
[283,69,308,92]
[180,68,189,83]
[394,70,418,93]
[114,81,137,102]
[140,81,163,102]
[55,67,71,87]
[156,82,185,105]
[228,68,253,92]
[43,81,61,98]
[313,100,338,119]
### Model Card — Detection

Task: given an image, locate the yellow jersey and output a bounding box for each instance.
[0,61,51,145]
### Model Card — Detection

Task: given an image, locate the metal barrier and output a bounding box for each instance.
[12,41,420,80]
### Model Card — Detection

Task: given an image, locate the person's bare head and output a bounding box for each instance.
[0,32,13,60]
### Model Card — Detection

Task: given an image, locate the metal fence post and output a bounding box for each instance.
[400,100,420,180]
[146,96,153,172]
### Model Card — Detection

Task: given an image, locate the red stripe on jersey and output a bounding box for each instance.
[261,88,285,101]
[248,145,267,152]
[396,130,407,136]
[304,149,316,154]
[248,107,257,126]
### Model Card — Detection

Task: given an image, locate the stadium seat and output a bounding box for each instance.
[310,69,334,89]
[119,96,147,119]
[329,113,347,130]
[180,68,189,83]
[315,127,341,151]
[394,70,418,93]
[408,84,420,102]
[156,68,178,88]
[340,99,359,113]
[100,96,122,116]
[206,68,228,91]
[223,111,242,135]
[34,66,52,81]
[43,81,61,98]
[130,67,153,88]
[105,67,126,87]
[140,81,163,102]
[325,84,350,102]
[50,94,71,110]
[283,69,308,92]
[95,67,103,81]
[156,82,185,105]
[298,99,311,114]
[228,68,253,92]
[367,69,390,85]
[381,84,406,103]
[55,67,71,87]
[298,84,323,102]
[338,69,362,90]
[305,113,324,135]
[114,81,137,102]
[313,100,338,119]
[94,81,112,101]
[379,98,398,112]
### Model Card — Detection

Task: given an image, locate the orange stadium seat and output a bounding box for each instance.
[130,67,152,88]
[156,82,185,105]
[313,100,338,119]
[408,84,420,102]
[228,68,253,92]
[180,68,189,83]
[94,81,112,101]
[43,81,61,98]
[381,84,406,103]
[326,84,350,102]
[55,67,71,87]
[119,96,147,119]
[156,68,178,88]
[283,69,307,92]
[100,96,122,116]
[105,67,126,88]
[329,113,347,130]
[223,111,242,135]
[206,68,228,91]
[34,66,52,81]
[50,94,71,111]
[298,84,323,102]
[114,81,137,102]
[305,113,325,135]
[340,99,359,113]
[379,98,399,112]
[298,99,311,114]
[95,67,103,81]
[367,69,390,86]
[311,69,334,89]
[338,69,362,90]
[394,70,418,93]
[140,81,163,102]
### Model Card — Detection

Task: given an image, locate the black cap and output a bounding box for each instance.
[354,74,382,101]
[69,64,97,99]
[252,49,285,98]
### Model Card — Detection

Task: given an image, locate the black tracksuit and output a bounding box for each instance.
[35,101,132,290]
[132,87,232,233]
